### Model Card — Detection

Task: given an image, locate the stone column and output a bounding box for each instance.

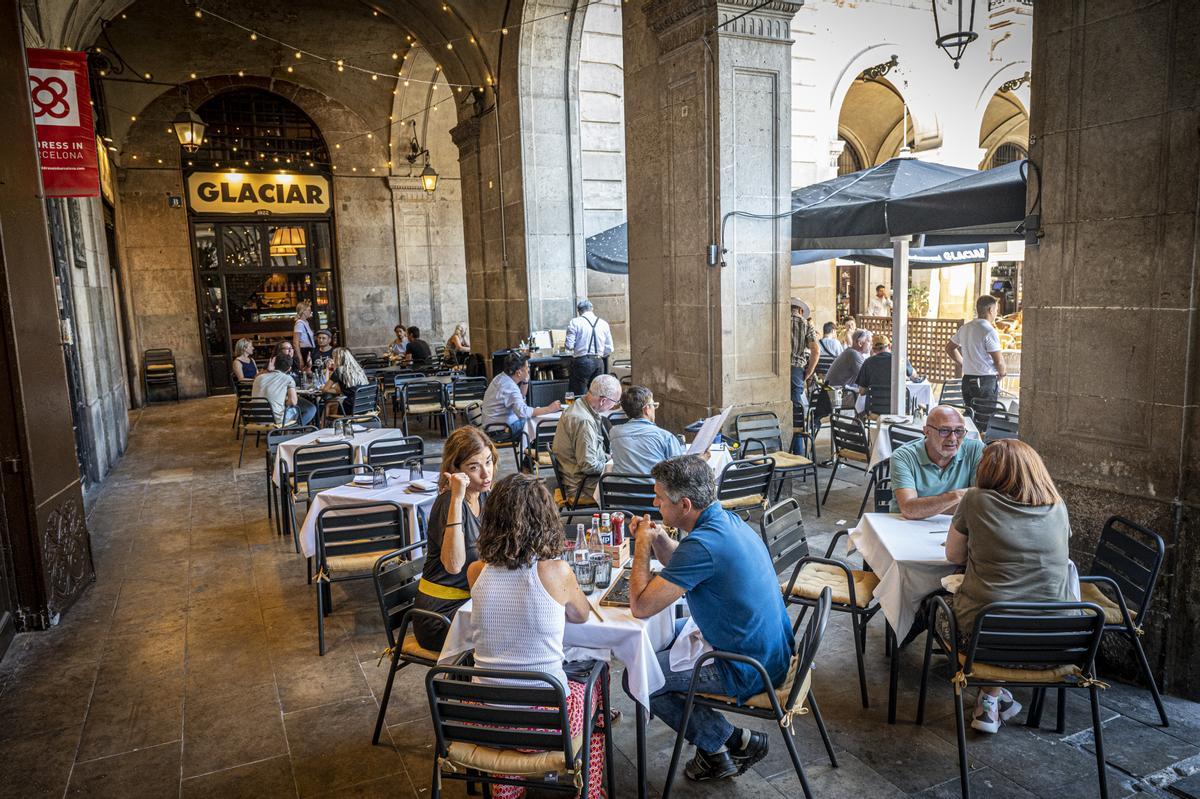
[1023,0,1199,697]
[624,0,800,431]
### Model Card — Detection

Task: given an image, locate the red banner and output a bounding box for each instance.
[27,49,100,198]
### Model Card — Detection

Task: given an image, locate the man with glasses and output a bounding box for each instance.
[889,405,983,519]
[552,373,622,499]
[608,385,684,476]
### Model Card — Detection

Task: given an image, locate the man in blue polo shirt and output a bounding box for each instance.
[890,405,984,519]
[628,455,794,782]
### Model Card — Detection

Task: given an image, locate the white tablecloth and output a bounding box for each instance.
[869,415,980,468]
[855,380,935,414]
[296,469,439,558]
[439,576,677,709]
[272,427,403,486]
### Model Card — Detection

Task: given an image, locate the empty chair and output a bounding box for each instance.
[716,457,774,519]
[968,396,1007,430]
[822,414,872,507]
[528,417,558,479]
[142,348,179,403]
[366,435,425,471]
[445,376,487,428]
[398,381,449,436]
[595,471,657,520]
[265,425,317,534]
[314,501,410,654]
[283,441,354,550]
[386,371,425,420]
[733,411,820,516]
[983,409,1019,442]
[939,379,966,408]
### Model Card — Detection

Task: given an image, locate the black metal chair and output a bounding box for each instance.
[815,352,836,379]
[549,452,598,510]
[446,376,487,429]
[142,348,179,403]
[1078,516,1169,726]
[386,371,425,421]
[284,441,354,552]
[918,599,1109,799]
[661,587,837,799]
[371,543,449,745]
[328,383,380,422]
[967,396,1007,431]
[238,397,286,467]
[887,423,924,450]
[231,376,254,436]
[716,456,774,520]
[822,414,872,507]
[314,501,410,655]
[265,425,317,534]
[596,471,658,521]
[398,381,449,436]
[983,409,1019,442]
[343,414,383,430]
[605,410,630,427]
[782,521,881,709]
[733,411,820,516]
[527,417,559,479]
[464,401,525,472]
[938,379,966,408]
[366,435,425,471]
[426,661,613,799]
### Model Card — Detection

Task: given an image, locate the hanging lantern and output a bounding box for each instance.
[173,108,206,152]
[419,159,439,193]
[269,226,307,257]
[931,0,977,70]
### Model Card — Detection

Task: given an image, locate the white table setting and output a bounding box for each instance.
[272,426,404,485]
[854,379,935,415]
[296,468,440,558]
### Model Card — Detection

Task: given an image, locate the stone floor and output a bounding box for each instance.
[1,396,1199,798]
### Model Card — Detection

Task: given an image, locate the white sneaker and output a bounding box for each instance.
[971,692,1002,734]
[997,688,1022,722]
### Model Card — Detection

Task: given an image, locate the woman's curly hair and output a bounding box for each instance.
[477,474,564,568]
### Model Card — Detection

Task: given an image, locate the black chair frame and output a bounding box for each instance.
[265,425,317,534]
[596,471,659,521]
[735,411,821,517]
[716,456,774,520]
[823,414,872,508]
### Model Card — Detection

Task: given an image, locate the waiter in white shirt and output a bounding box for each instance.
[946,294,1008,419]
[564,299,614,396]
[866,284,893,317]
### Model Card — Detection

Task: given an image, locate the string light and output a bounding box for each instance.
[193,8,202,18]
[190,72,197,79]
[249,31,257,40]
[287,65,293,73]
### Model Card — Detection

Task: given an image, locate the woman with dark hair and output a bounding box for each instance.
[466,473,607,799]
[942,438,1073,734]
[411,426,497,650]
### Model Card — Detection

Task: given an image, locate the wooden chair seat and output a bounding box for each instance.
[1080,582,1136,625]
[788,563,878,608]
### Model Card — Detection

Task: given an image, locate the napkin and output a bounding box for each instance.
[351,424,369,433]
[406,478,437,492]
[352,474,376,486]
[668,617,713,672]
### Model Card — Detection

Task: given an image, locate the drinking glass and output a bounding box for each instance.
[573,559,596,594]
[589,552,612,589]
[561,540,577,563]
[372,466,388,489]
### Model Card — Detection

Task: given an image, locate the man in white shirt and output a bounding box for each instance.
[866,284,893,317]
[946,295,1007,421]
[564,299,614,396]
[251,352,314,425]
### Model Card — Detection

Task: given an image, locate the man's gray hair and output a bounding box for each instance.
[651,455,716,509]
[852,329,872,346]
[577,299,593,314]
[589,373,621,401]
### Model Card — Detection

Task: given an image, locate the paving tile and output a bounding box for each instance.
[912,768,1038,798]
[66,740,181,797]
[284,697,405,797]
[0,725,82,799]
[181,755,297,798]
[75,650,184,761]
[0,659,99,742]
[183,680,288,777]
[1081,714,1200,777]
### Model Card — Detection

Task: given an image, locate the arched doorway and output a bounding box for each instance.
[979,90,1029,169]
[184,89,342,394]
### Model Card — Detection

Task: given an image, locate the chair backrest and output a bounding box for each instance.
[815,352,836,378]
[349,383,379,415]
[716,457,774,503]
[345,415,383,430]
[785,587,832,710]
[865,382,892,416]
[873,471,893,513]
[533,418,558,455]
[607,410,630,427]
[367,435,425,469]
[939,379,965,408]
[307,463,374,494]
[233,378,254,398]
[427,665,575,763]
[597,472,660,520]
[734,411,784,457]
[144,348,175,368]
[1090,516,1165,620]
[464,401,484,428]
[830,414,870,458]
[983,410,1019,442]
[373,543,427,650]
[888,424,924,450]
[267,425,318,457]
[968,396,1006,426]
[393,371,424,388]
[292,441,354,485]
[401,380,445,409]
[962,601,1106,676]
[242,397,277,426]
[316,501,410,565]
[449,376,487,403]
[759,498,810,576]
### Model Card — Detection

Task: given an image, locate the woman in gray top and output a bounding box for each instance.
[943,439,1072,734]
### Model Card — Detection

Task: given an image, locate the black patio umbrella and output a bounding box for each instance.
[888,159,1029,242]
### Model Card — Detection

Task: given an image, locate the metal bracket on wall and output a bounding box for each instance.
[2,457,21,473]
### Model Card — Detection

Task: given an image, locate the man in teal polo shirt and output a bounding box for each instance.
[890,405,984,519]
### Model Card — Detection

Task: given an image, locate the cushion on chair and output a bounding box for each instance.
[721,494,765,510]
[957,654,1083,684]
[244,423,279,433]
[326,552,389,574]
[400,632,441,663]
[451,400,478,410]
[699,659,813,711]
[788,562,879,607]
[406,402,445,414]
[145,364,174,372]
[1080,582,1136,625]
[554,489,597,508]
[835,449,869,463]
[532,451,552,467]
[444,730,582,777]
[767,451,814,469]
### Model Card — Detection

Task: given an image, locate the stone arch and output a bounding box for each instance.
[979,89,1029,169]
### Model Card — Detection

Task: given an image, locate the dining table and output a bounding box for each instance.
[855,379,936,414]
[272,426,405,486]
[295,468,439,558]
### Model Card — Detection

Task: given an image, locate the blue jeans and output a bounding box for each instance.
[648,619,736,754]
[286,398,317,426]
[790,366,809,408]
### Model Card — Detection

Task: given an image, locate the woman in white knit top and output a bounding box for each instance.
[466,474,607,799]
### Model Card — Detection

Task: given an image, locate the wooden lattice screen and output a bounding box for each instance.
[857,316,963,384]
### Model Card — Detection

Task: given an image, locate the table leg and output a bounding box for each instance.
[636,703,648,799]
[887,623,899,725]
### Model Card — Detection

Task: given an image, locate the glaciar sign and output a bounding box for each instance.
[910,247,987,264]
[186,172,331,215]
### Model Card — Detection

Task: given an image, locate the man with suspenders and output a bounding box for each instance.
[564,299,614,397]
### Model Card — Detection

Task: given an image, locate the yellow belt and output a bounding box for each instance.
[419,578,470,601]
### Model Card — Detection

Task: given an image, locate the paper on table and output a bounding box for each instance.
[686,406,732,456]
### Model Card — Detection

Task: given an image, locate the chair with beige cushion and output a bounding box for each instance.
[446,376,487,430]
[716,456,774,520]
[550,452,599,510]
[734,411,821,517]
[314,500,410,655]
[142,348,179,403]
[238,397,289,468]
[918,598,1109,799]
[660,587,836,799]
[425,660,613,799]
[527,417,559,479]
[371,543,451,745]
[399,380,449,437]
[822,413,872,508]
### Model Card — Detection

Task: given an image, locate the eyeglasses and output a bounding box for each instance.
[648,401,660,409]
[929,426,968,439]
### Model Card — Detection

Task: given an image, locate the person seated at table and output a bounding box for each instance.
[481,352,560,443]
[445,323,470,365]
[411,426,496,650]
[941,439,1072,734]
[321,347,369,416]
[406,326,433,366]
[852,334,922,412]
[232,338,258,381]
[818,322,844,360]
[627,456,792,781]
[553,374,621,501]
[267,340,299,377]
[466,473,607,799]
[837,316,857,348]
[311,329,335,376]
[890,405,984,519]
[824,330,872,408]
[251,352,315,426]
[608,385,683,476]
[388,324,408,361]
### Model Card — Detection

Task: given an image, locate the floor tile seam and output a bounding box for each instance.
[60,649,107,799]
[279,693,379,718]
[71,736,185,767]
[178,752,294,785]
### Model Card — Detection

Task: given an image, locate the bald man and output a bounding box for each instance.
[889,406,984,519]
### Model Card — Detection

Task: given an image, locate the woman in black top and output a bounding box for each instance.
[412,425,497,649]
